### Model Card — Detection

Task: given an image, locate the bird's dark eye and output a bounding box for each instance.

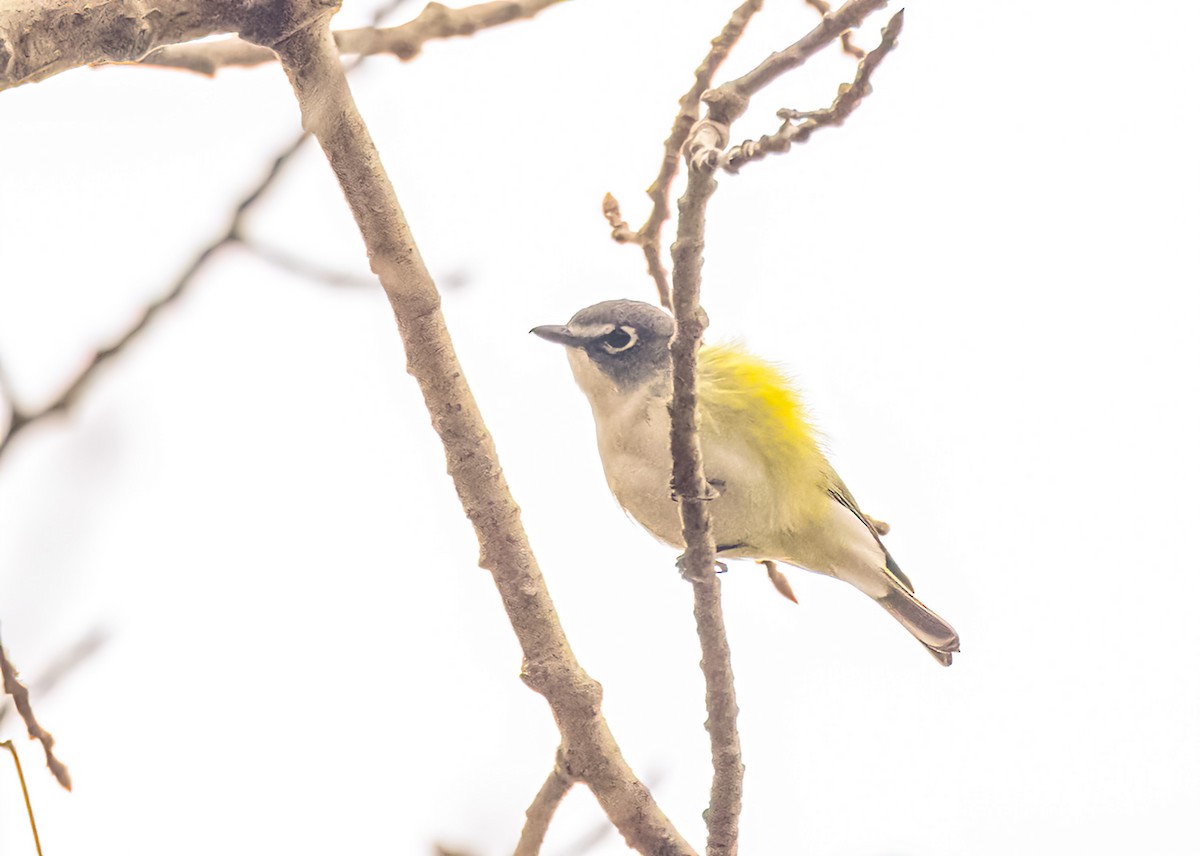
[599,326,638,354]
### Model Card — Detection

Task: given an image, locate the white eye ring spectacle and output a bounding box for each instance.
[599,325,639,354]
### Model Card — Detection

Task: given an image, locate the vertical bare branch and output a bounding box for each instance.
[514,746,574,856]
[265,12,693,855]
[669,159,743,856]
[666,5,894,852]
[0,636,71,790]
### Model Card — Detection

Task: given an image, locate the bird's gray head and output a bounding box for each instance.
[532,299,675,393]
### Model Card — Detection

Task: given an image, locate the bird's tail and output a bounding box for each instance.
[876,584,960,666]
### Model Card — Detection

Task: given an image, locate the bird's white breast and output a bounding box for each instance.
[567,350,682,545]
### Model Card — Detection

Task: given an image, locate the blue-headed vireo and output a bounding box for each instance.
[532,299,960,665]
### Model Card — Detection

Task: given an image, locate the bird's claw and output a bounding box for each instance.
[669,480,721,503]
[674,555,730,576]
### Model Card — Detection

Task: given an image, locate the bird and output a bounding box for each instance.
[532,299,960,665]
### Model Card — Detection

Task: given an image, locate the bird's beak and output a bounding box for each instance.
[530,325,585,347]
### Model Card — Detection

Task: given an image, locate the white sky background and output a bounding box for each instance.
[1,1,1198,853]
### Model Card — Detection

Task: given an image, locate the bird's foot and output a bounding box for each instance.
[674,555,730,577]
[669,478,722,503]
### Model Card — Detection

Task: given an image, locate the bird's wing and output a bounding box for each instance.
[825,473,915,594]
[697,344,829,529]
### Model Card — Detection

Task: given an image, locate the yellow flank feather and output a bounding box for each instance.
[698,343,830,528]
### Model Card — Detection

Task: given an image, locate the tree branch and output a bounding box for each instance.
[514,746,574,856]
[687,0,891,172]
[131,0,565,76]
[720,10,904,173]
[265,12,693,855]
[604,0,762,307]
[0,0,244,93]
[0,634,71,791]
[0,0,562,92]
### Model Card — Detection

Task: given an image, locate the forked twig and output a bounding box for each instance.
[721,10,904,173]
[686,0,891,171]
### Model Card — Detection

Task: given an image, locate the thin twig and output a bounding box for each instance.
[2,740,44,856]
[267,14,693,855]
[721,10,904,173]
[0,636,71,790]
[601,193,639,244]
[130,0,565,76]
[605,0,763,307]
[688,0,891,172]
[514,746,574,856]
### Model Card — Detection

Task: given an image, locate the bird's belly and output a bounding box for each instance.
[595,411,772,552]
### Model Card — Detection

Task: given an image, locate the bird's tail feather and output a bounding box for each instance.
[876,585,960,667]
